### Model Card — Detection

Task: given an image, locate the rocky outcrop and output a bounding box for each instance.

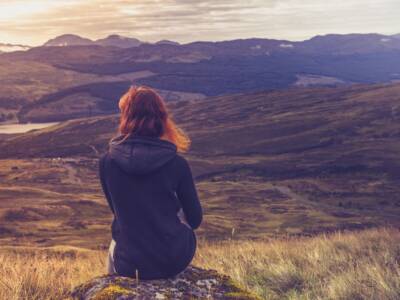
[71,266,260,300]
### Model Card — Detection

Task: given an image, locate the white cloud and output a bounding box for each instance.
[0,0,398,45]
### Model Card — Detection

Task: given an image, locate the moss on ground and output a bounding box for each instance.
[92,284,136,300]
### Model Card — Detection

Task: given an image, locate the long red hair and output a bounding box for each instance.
[117,86,190,152]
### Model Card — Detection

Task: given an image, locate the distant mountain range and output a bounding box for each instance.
[43,34,146,48]
[1,32,400,123]
[42,34,182,48]
[3,32,400,52]
[0,34,181,52]
[8,32,399,95]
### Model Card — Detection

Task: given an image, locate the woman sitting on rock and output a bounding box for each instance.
[99,86,202,279]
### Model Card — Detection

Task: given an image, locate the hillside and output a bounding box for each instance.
[3,83,400,166]
[0,83,400,247]
[2,33,400,123]
[43,34,94,47]
[43,34,143,48]
[0,59,203,122]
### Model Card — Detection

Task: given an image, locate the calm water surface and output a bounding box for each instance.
[0,122,59,134]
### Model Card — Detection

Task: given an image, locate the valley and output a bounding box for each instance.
[2,33,400,125]
[1,0,400,296]
[1,83,399,249]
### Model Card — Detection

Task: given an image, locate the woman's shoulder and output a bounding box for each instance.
[169,154,194,179]
[162,154,191,176]
[173,154,190,168]
[99,152,112,171]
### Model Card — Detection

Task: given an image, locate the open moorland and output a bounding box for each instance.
[0,82,400,300]
[1,83,400,249]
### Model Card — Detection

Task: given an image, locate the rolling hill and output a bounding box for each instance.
[43,34,94,47]
[44,34,143,48]
[1,83,399,246]
[2,33,400,123]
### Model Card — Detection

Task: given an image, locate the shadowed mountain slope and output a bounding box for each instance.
[2,33,400,123]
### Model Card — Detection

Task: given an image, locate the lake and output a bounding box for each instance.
[0,122,59,134]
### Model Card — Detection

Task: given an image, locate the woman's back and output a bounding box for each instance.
[100,135,202,279]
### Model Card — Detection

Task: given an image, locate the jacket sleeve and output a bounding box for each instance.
[99,154,115,214]
[176,157,203,229]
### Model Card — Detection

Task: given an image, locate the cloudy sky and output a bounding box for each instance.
[0,0,398,46]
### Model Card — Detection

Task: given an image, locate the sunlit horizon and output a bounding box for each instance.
[0,0,399,46]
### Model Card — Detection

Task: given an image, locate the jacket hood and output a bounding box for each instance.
[109,135,177,175]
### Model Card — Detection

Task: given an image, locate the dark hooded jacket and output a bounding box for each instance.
[99,135,202,279]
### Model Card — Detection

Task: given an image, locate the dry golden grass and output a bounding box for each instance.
[0,246,105,300]
[195,228,400,300]
[0,228,399,300]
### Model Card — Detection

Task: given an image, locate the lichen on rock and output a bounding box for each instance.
[71,266,260,299]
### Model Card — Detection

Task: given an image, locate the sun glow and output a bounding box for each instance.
[0,1,55,21]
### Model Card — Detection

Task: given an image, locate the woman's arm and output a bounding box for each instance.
[176,158,203,229]
[99,154,115,214]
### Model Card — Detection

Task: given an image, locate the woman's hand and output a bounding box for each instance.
[177,209,192,229]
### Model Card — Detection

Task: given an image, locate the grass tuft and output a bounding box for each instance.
[0,228,398,299]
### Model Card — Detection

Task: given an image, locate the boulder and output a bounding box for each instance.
[71,266,260,299]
